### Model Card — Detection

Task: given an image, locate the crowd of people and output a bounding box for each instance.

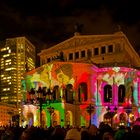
[0,118,140,140]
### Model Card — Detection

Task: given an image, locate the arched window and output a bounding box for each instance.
[78,82,88,102]
[65,84,73,103]
[118,85,125,103]
[53,85,60,101]
[27,112,34,127]
[52,113,57,127]
[104,85,112,103]
[66,112,70,126]
[66,111,73,126]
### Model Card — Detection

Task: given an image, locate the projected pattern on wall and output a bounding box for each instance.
[22,62,140,127]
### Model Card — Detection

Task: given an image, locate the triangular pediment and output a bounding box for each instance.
[39,31,140,69]
[44,32,126,52]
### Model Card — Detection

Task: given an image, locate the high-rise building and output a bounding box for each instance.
[0,37,36,113]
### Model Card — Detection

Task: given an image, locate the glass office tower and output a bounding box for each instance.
[0,37,36,114]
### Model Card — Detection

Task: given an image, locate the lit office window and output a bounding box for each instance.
[8,49,11,53]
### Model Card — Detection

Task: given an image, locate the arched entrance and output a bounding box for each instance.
[112,114,119,128]
[52,111,60,127]
[104,112,112,126]
[119,113,127,126]
[52,112,57,127]
[27,112,34,127]
[42,111,47,128]
[65,111,73,127]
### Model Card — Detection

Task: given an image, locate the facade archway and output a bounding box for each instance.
[103,111,119,128]
[36,109,47,127]
[119,112,127,126]
[42,111,47,128]
[78,82,88,102]
[52,110,60,127]
[53,85,60,101]
[118,85,125,103]
[112,114,119,128]
[65,111,73,126]
[65,84,73,103]
[104,85,112,103]
[27,112,34,127]
[103,112,112,126]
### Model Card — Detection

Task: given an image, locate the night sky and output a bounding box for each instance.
[0,0,140,53]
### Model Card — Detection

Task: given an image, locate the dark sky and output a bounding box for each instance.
[1,0,140,53]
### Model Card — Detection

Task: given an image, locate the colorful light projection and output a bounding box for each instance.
[93,67,139,127]
[22,62,140,128]
[79,66,140,127]
[96,67,138,106]
[22,62,85,127]
[24,63,75,92]
[22,103,65,127]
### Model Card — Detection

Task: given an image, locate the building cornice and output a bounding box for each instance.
[38,32,126,56]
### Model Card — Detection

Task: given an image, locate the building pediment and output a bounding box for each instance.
[39,32,126,54]
[38,31,140,69]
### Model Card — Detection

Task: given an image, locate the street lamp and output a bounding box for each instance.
[29,86,53,128]
[86,104,94,127]
[47,106,54,127]
[37,87,44,128]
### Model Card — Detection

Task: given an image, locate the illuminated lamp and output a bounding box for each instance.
[29,86,54,128]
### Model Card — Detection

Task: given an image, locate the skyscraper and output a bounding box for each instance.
[0,37,36,113]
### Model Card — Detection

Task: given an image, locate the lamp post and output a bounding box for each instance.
[36,87,44,128]
[47,106,54,127]
[29,86,52,128]
[86,104,94,127]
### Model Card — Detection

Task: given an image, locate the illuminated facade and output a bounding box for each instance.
[22,31,140,128]
[0,37,36,113]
